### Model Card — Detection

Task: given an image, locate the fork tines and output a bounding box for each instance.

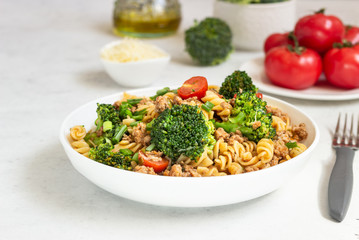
[333,113,359,150]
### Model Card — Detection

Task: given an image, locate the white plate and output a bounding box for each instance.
[240,57,359,101]
[59,87,319,207]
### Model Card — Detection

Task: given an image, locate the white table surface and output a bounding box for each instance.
[1,0,359,239]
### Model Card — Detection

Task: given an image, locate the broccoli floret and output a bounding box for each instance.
[88,138,133,170]
[108,152,133,170]
[95,103,121,131]
[88,139,114,162]
[150,104,212,160]
[219,70,258,99]
[214,92,276,142]
[185,17,233,66]
[95,99,145,131]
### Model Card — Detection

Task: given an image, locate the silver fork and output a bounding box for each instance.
[328,113,358,222]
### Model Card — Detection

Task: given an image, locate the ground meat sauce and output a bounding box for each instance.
[132,122,151,145]
[154,96,170,113]
[292,123,308,141]
[134,165,156,175]
[163,164,201,177]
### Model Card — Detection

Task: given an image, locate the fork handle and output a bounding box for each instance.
[328,148,355,222]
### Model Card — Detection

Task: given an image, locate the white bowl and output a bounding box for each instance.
[213,0,296,51]
[59,87,319,207]
[100,41,170,87]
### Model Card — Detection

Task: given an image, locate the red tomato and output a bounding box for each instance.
[256,93,263,99]
[294,9,345,54]
[138,151,169,173]
[344,25,359,45]
[264,45,322,90]
[263,32,294,54]
[178,76,208,99]
[323,44,359,89]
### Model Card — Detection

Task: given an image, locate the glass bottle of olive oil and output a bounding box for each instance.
[113,0,181,38]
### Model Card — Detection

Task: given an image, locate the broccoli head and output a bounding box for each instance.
[108,152,133,170]
[214,92,276,142]
[88,139,114,162]
[219,70,258,99]
[95,103,121,131]
[185,17,233,66]
[150,104,212,160]
[88,139,133,170]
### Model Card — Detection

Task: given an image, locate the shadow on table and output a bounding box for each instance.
[75,70,123,90]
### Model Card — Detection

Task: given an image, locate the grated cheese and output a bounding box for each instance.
[101,38,168,63]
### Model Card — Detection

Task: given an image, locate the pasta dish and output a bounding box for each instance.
[68,71,308,177]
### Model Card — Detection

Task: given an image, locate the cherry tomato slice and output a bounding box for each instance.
[178,76,208,100]
[138,151,169,173]
[256,93,263,99]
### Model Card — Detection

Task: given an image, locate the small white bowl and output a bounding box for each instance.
[59,87,320,207]
[100,41,170,87]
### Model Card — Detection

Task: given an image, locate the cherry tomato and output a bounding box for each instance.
[178,76,208,99]
[294,9,345,54]
[256,93,263,99]
[344,25,359,45]
[138,151,169,173]
[323,43,359,89]
[264,45,322,90]
[263,32,294,54]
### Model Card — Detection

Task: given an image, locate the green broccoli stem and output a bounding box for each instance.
[129,121,141,127]
[103,120,113,132]
[214,121,239,133]
[127,98,143,106]
[156,87,170,96]
[145,143,156,152]
[95,118,103,131]
[132,152,139,162]
[119,149,133,156]
[133,108,147,116]
[112,125,128,144]
[229,112,245,124]
[201,101,215,112]
[146,119,155,131]
[150,87,171,100]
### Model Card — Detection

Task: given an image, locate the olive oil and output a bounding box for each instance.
[112,0,181,38]
[113,12,181,38]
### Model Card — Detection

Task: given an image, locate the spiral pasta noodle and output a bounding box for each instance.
[70,125,87,141]
[191,148,214,168]
[228,162,244,175]
[113,140,143,153]
[197,166,227,177]
[256,139,274,164]
[71,139,90,157]
[214,151,233,172]
[201,91,231,120]
[272,116,287,131]
[289,143,307,158]
[201,107,214,120]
